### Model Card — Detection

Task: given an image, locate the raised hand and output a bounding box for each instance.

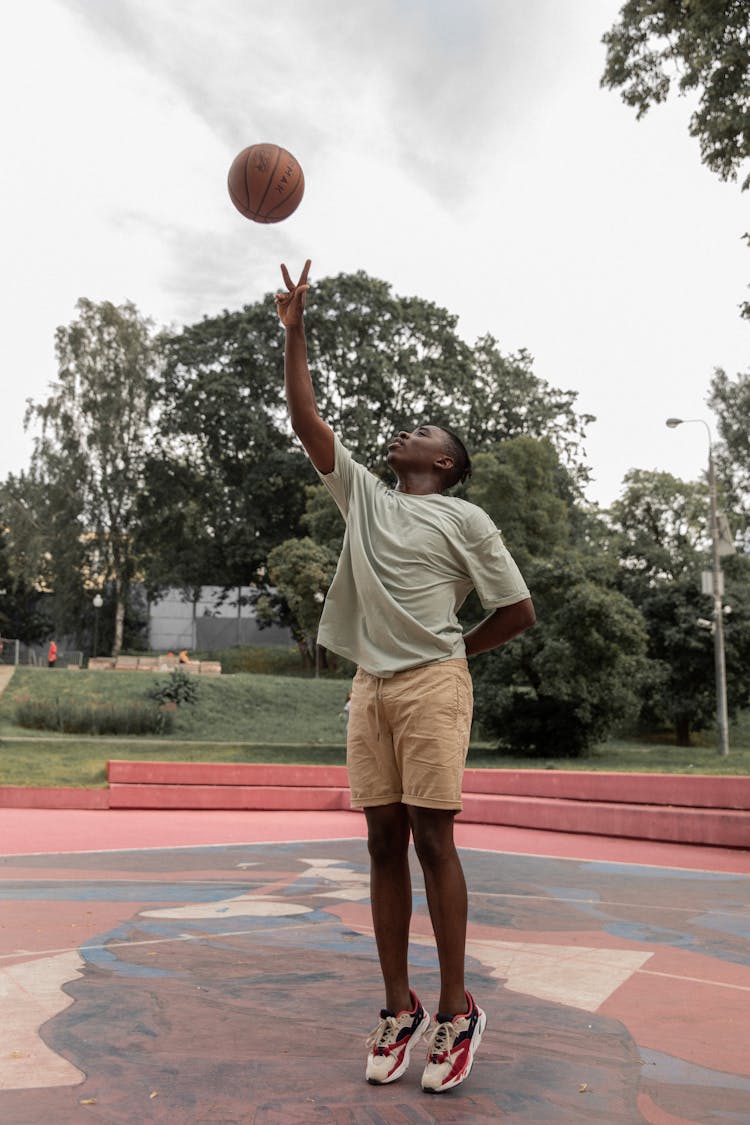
[275,259,311,328]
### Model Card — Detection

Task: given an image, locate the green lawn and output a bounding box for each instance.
[0,668,350,743]
[1,667,749,788]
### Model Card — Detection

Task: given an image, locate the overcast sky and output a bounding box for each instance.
[1,0,747,507]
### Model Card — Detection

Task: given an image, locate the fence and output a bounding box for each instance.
[0,639,83,668]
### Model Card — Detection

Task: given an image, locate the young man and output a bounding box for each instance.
[276,260,535,1094]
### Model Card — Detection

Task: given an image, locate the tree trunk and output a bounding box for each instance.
[113,591,125,657]
[675,717,692,747]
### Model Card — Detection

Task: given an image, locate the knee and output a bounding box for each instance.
[367,808,410,867]
[411,819,456,871]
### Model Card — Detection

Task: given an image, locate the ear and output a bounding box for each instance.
[434,454,454,472]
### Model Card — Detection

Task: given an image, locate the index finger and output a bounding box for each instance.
[280,263,295,292]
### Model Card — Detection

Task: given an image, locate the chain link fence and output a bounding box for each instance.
[0,639,83,668]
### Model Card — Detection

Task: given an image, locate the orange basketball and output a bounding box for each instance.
[227,143,305,224]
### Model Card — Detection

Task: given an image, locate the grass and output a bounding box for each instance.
[1,667,749,788]
[0,668,350,743]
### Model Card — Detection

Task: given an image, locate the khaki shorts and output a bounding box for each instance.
[347,659,473,811]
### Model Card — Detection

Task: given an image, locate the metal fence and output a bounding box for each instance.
[0,639,83,668]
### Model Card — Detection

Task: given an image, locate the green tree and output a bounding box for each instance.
[140,302,312,591]
[152,270,594,605]
[466,437,574,570]
[601,0,750,316]
[256,537,338,665]
[602,0,750,187]
[608,468,750,743]
[301,272,592,479]
[466,438,647,755]
[0,498,52,646]
[471,556,649,756]
[462,340,594,485]
[25,299,161,654]
[708,366,750,527]
[301,484,345,556]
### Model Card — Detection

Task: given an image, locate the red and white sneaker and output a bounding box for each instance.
[365,990,431,1084]
[421,992,486,1093]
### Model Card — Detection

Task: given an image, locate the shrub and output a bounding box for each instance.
[15,697,173,735]
[148,669,200,707]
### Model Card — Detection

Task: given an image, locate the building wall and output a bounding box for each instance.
[148,587,292,651]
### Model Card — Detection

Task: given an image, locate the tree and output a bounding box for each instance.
[0,497,52,646]
[466,437,575,570]
[608,468,750,743]
[462,340,594,485]
[140,302,312,592]
[150,270,594,602]
[466,438,648,755]
[301,484,345,556]
[471,555,649,756]
[608,468,709,594]
[708,366,750,531]
[256,537,338,665]
[601,0,750,317]
[602,0,750,188]
[303,273,593,480]
[25,299,161,655]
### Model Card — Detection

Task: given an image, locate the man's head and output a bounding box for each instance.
[386,424,472,493]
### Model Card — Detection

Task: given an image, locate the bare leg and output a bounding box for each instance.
[365,803,413,1013]
[409,807,467,1015]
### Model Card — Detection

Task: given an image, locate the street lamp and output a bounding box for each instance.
[666,417,729,756]
[92,593,103,659]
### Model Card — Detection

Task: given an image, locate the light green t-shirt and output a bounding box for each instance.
[315,436,530,677]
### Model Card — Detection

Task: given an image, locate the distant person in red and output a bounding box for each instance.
[47,640,58,669]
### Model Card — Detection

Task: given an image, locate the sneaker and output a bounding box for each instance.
[365,990,431,1085]
[421,992,486,1093]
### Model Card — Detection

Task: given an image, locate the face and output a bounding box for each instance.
[386,424,452,475]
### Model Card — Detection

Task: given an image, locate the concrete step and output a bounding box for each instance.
[107,783,351,812]
[458,792,750,848]
[462,768,750,809]
[107,761,349,788]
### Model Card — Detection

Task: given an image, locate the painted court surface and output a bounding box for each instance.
[1,810,749,1124]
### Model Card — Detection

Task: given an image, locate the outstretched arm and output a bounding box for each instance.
[463,597,536,657]
[275,260,334,474]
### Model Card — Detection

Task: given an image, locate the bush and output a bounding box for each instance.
[148,669,200,707]
[15,697,173,735]
[203,644,354,678]
[206,645,302,675]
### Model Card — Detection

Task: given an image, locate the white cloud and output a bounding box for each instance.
[1,0,747,506]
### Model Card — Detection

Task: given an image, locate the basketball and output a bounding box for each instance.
[227,143,305,224]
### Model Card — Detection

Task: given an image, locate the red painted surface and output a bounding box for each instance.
[107,760,350,788]
[459,792,750,847]
[463,767,750,809]
[3,759,750,849]
[0,786,109,809]
[108,783,351,811]
[1,807,749,872]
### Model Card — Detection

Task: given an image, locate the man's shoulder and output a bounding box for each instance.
[441,495,495,531]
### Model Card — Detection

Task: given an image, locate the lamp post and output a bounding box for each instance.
[92,593,103,659]
[666,418,729,756]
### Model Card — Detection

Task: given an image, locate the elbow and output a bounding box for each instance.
[520,598,536,631]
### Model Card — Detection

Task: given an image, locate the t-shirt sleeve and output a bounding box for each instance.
[314,434,360,517]
[459,511,530,611]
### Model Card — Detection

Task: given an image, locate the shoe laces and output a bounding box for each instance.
[425,1018,458,1063]
[366,1014,401,1056]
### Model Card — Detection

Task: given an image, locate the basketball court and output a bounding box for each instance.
[1,809,749,1124]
